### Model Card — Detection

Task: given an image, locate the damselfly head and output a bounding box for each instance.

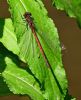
[24,12,31,18]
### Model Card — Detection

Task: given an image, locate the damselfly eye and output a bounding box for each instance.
[26,12,31,16]
[24,12,31,18]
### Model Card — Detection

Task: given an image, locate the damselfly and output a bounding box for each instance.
[23,12,51,68]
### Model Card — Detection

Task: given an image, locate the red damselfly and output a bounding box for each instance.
[23,12,50,68]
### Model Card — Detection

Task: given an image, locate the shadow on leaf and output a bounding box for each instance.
[0,19,5,38]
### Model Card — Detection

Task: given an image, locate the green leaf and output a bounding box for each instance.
[52,0,81,27]
[7,0,68,99]
[0,43,44,99]
[2,57,45,100]
[0,44,12,96]
[0,18,19,55]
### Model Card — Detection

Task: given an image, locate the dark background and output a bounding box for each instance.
[0,0,81,100]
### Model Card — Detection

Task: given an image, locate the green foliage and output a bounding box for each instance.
[0,0,76,100]
[0,19,19,54]
[0,43,13,96]
[52,0,81,27]
[2,57,45,100]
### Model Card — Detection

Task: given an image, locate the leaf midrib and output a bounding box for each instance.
[4,70,45,98]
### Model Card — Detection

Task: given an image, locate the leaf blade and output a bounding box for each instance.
[0,18,19,54]
[2,57,45,100]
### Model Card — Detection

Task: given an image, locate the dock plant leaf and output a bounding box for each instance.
[0,18,19,54]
